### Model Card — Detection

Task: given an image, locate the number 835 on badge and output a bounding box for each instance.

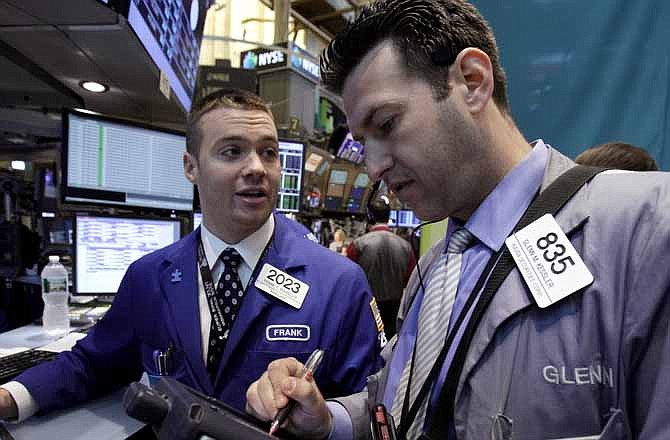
[505,214,593,308]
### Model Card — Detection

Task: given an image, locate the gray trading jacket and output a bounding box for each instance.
[334,148,670,440]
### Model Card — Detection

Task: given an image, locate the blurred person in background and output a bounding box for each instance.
[575,141,659,171]
[346,201,416,337]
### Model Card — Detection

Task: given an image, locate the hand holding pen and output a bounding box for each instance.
[268,349,325,436]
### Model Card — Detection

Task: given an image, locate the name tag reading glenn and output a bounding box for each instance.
[255,263,310,309]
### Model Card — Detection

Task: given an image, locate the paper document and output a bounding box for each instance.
[39,332,87,353]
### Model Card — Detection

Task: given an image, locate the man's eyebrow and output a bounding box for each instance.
[353,100,403,142]
[351,103,384,144]
[216,135,278,144]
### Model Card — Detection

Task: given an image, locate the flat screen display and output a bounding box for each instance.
[193,211,202,230]
[127,0,213,111]
[74,214,181,295]
[346,172,369,213]
[396,210,420,228]
[276,140,305,213]
[62,110,193,212]
[336,133,365,165]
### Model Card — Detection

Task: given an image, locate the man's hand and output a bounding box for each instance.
[0,388,18,420]
[246,357,332,439]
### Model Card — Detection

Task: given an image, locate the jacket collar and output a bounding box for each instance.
[456,147,593,401]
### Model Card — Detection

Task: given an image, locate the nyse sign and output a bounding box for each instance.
[258,50,285,67]
[240,48,287,71]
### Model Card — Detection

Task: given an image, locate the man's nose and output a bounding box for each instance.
[364,142,393,182]
[243,152,267,177]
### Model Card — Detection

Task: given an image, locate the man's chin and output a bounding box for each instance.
[233,208,273,228]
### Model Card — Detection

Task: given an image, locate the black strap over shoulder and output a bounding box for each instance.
[413,165,604,440]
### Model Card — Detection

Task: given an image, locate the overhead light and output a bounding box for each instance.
[10,160,26,171]
[80,81,109,93]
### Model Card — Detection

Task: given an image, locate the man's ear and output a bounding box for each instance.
[183,151,198,184]
[451,47,494,114]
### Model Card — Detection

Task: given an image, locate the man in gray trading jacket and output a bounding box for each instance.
[245,1,670,439]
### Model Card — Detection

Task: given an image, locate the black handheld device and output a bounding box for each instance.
[124,377,295,440]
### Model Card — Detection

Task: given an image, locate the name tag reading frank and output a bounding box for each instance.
[255,263,310,309]
[505,214,593,308]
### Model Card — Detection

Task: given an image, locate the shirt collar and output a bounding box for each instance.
[447,140,549,252]
[200,214,275,270]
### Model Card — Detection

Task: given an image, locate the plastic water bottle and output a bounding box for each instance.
[41,255,70,337]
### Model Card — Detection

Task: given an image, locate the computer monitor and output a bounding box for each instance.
[74,214,181,296]
[346,172,370,213]
[336,133,365,165]
[62,109,193,212]
[276,139,305,213]
[324,169,349,211]
[388,210,398,226]
[193,211,203,231]
[396,210,421,228]
[126,0,213,111]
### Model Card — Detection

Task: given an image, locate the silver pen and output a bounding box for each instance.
[268,349,325,436]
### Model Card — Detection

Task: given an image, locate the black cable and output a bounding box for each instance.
[364,179,445,308]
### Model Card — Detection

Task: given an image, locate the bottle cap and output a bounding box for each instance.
[48,255,59,263]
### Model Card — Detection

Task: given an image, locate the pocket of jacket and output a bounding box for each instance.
[545,408,629,440]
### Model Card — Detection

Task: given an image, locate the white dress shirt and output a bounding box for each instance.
[1,214,275,422]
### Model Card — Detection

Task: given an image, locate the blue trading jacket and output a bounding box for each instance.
[16,214,384,413]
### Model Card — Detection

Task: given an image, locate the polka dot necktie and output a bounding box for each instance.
[206,247,245,381]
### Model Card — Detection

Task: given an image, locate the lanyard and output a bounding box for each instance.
[195,229,275,343]
[398,165,605,439]
[423,165,604,440]
[398,248,501,437]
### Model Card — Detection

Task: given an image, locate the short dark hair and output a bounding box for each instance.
[321,0,510,115]
[186,88,274,157]
[575,142,659,171]
[371,201,391,224]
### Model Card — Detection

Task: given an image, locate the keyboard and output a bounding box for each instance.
[0,349,58,383]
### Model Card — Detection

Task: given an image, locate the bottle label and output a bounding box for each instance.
[43,277,67,293]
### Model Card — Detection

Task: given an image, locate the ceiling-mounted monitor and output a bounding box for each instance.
[61,109,193,212]
[336,133,365,165]
[127,0,213,111]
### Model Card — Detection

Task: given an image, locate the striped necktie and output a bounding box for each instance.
[391,228,475,439]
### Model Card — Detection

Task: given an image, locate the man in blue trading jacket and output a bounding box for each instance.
[0,88,384,422]
[246,1,670,439]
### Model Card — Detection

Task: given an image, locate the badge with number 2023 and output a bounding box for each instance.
[505,214,593,308]
[255,263,309,309]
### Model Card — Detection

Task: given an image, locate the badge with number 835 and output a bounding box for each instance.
[505,214,593,308]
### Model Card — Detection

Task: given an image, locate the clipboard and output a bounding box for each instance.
[124,377,296,440]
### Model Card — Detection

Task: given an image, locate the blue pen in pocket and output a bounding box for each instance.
[149,343,174,387]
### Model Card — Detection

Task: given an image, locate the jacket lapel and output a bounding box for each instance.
[160,230,213,394]
[456,148,592,399]
[213,214,308,385]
